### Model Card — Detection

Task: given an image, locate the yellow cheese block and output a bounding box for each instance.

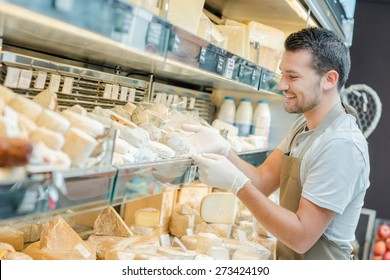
[169,212,195,238]
[94,206,133,237]
[0,227,24,251]
[134,252,169,260]
[39,216,94,259]
[105,250,136,260]
[134,208,160,228]
[196,233,223,255]
[179,235,198,250]
[200,192,238,224]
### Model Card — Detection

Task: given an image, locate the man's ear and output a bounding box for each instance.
[323,70,339,91]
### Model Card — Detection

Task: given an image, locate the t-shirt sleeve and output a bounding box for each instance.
[301,138,365,214]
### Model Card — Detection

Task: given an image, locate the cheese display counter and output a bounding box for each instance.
[0,0,353,260]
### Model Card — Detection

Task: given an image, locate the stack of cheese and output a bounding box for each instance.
[24,216,96,260]
[0,86,108,169]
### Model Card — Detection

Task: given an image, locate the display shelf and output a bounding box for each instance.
[0,1,282,95]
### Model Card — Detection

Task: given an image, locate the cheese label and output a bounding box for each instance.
[237,229,248,243]
[17,69,33,89]
[111,84,120,100]
[160,234,170,247]
[4,67,21,88]
[74,243,91,258]
[172,237,187,251]
[48,74,61,92]
[120,86,128,101]
[128,88,136,102]
[103,84,113,99]
[62,77,74,94]
[34,71,47,89]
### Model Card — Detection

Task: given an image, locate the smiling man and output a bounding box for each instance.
[182,27,370,260]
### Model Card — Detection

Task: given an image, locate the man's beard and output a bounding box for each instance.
[284,90,321,114]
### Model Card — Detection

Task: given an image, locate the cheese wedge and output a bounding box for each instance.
[200,192,238,224]
[196,233,223,254]
[232,240,271,260]
[86,234,128,260]
[105,250,136,260]
[39,216,94,259]
[24,241,95,260]
[169,211,195,238]
[179,235,198,250]
[177,184,211,211]
[1,251,33,260]
[62,110,105,138]
[208,246,230,260]
[94,206,133,237]
[134,252,169,260]
[29,127,65,150]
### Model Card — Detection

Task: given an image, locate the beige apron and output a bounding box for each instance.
[276,102,360,260]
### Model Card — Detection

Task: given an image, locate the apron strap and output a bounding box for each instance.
[296,102,346,159]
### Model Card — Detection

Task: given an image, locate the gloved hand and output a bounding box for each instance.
[192,153,250,195]
[181,124,230,156]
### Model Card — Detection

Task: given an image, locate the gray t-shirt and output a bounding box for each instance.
[277,114,370,253]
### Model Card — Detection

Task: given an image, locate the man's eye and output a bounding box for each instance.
[290,76,298,80]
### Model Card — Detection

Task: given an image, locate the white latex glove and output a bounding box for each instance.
[181,124,230,156]
[192,153,250,195]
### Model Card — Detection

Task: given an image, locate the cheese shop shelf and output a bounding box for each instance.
[0,166,117,223]
[0,1,282,96]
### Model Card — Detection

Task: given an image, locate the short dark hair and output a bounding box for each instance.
[284,27,350,91]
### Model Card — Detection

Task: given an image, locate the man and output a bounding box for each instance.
[182,27,370,260]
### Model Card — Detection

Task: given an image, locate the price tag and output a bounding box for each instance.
[4,67,21,88]
[120,86,128,101]
[128,88,136,102]
[103,84,113,99]
[181,96,187,109]
[172,95,179,105]
[111,84,120,100]
[48,74,61,92]
[34,71,47,89]
[160,93,167,105]
[166,94,173,106]
[160,234,171,247]
[172,237,187,251]
[225,58,235,79]
[17,69,33,89]
[237,229,248,243]
[189,97,196,110]
[62,77,74,94]
[186,228,194,236]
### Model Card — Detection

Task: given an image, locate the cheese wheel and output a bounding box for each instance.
[36,109,71,133]
[94,206,133,237]
[200,193,238,224]
[61,127,98,167]
[8,96,43,122]
[62,110,105,138]
[32,89,57,110]
[0,85,15,103]
[29,127,65,150]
